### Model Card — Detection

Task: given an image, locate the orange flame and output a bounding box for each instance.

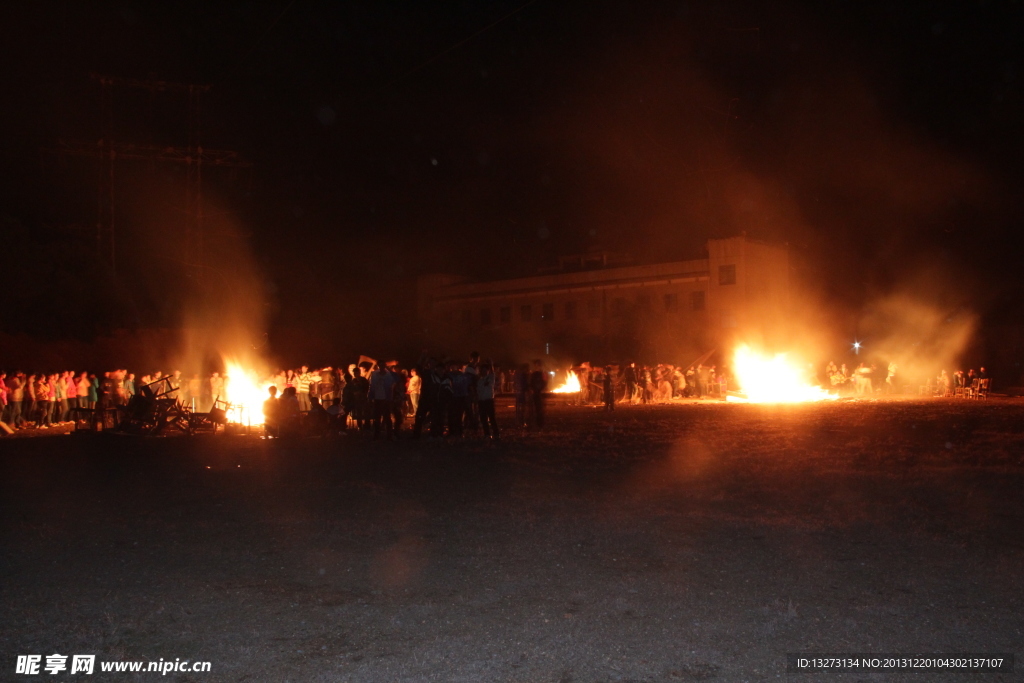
[728,345,837,403]
[550,369,583,394]
[222,360,274,425]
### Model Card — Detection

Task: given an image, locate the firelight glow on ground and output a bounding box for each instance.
[728,345,837,403]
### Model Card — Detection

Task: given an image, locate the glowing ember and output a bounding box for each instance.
[222,360,273,425]
[728,345,837,403]
[550,369,583,394]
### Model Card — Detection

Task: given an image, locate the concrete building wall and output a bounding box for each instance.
[418,236,788,363]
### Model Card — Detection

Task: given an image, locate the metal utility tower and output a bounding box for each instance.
[51,74,250,279]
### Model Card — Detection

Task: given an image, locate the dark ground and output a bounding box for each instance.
[2,398,1023,682]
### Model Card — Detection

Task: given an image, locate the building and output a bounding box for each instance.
[416,236,790,364]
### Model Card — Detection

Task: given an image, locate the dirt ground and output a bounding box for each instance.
[2,397,1023,682]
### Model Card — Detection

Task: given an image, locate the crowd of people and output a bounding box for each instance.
[260,353,518,441]
[824,361,991,397]
[571,362,729,406]
[0,353,995,435]
[929,366,991,397]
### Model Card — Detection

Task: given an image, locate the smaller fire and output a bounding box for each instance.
[550,369,583,394]
[728,345,837,403]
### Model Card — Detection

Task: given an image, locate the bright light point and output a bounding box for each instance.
[728,345,837,403]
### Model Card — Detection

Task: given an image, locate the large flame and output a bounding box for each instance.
[728,345,837,403]
[223,360,273,425]
[550,369,583,394]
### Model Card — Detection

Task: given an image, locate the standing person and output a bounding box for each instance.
[696,364,709,398]
[262,386,280,438]
[369,363,395,439]
[528,359,548,429]
[76,372,89,411]
[412,357,438,438]
[124,373,136,400]
[10,372,26,428]
[296,365,319,413]
[87,373,99,410]
[886,362,898,394]
[55,372,68,423]
[25,374,37,425]
[624,362,638,405]
[603,366,615,411]
[387,362,406,434]
[514,363,529,427]
[407,368,422,418]
[316,367,335,406]
[477,363,499,440]
[0,373,7,425]
[278,386,300,436]
[35,375,52,428]
[352,364,371,430]
[448,362,470,438]
[433,362,453,437]
[464,351,481,432]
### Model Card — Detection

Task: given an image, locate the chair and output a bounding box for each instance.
[975,378,990,399]
[965,379,979,399]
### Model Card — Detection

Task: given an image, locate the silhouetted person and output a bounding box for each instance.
[263,386,280,438]
[529,360,548,429]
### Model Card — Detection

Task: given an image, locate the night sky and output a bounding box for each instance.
[2,0,1022,343]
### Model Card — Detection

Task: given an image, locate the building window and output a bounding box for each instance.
[587,299,601,318]
[499,306,511,323]
[542,303,554,321]
[520,304,532,322]
[690,291,706,311]
[565,301,577,320]
[719,264,737,285]
[461,309,472,324]
[480,308,491,325]
[664,293,678,312]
